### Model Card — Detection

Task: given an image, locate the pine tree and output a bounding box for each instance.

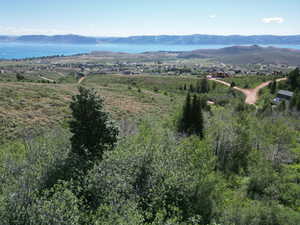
[179,92,192,133]
[296,92,300,111]
[288,68,300,91]
[183,84,187,91]
[212,82,217,90]
[178,93,204,138]
[270,80,277,94]
[189,84,194,93]
[196,80,201,93]
[200,79,210,93]
[289,90,300,111]
[191,94,199,133]
[69,86,118,169]
[193,95,204,138]
[16,73,25,81]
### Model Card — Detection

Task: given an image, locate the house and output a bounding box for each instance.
[273,90,294,104]
[277,90,294,100]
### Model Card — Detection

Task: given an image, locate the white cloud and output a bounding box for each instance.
[209,14,217,19]
[262,17,284,24]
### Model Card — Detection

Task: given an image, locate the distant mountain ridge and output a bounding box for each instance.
[97,35,300,45]
[0,34,97,44]
[89,45,300,66]
[177,45,300,65]
[0,34,300,45]
[82,45,300,66]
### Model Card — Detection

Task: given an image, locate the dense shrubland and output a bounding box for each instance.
[0,76,300,224]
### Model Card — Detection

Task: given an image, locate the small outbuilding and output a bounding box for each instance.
[277,90,294,100]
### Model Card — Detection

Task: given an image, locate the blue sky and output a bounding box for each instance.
[0,0,299,36]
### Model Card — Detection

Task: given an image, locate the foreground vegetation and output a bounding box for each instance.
[0,61,299,224]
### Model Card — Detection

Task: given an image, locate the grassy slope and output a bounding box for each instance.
[0,71,260,143]
[0,75,187,143]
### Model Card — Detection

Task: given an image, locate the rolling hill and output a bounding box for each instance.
[177,45,300,65]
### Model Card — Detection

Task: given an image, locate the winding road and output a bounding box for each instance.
[78,76,86,84]
[209,77,287,105]
[39,76,55,83]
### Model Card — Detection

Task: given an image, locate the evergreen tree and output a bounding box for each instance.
[196,80,201,93]
[289,90,300,111]
[189,84,194,93]
[69,86,118,169]
[191,94,199,132]
[270,80,277,94]
[287,67,300,91]
[178,93,204,138]
[200,78,210,93]
[179,92,192,133]
[296,92,300,111]
[192,95,204,138]
[212,82,217,90]
[16,73,25,81]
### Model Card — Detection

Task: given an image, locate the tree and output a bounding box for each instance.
[16,73,25,81]
[230,82,236,88]
[289,90,300,111]
[178,93,204,138]
[191,95,204,138]
[212,82,217,90]
[69,86,118,169]
[287,67,300,91]
[178,92,192,133]
[200,78,210,93]
[189,84,194,93]
[270,80,277,94]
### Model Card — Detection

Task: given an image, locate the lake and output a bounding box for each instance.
[1,42,300,59]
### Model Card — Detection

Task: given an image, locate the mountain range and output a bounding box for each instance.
[90,45,300,66]
[176,45,300,65]
[0,34,300,45]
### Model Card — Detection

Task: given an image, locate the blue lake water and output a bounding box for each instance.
[0,42,300,59]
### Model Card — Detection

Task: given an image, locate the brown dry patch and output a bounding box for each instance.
[0,81,158,139]
[104,95,151,115]
[94,88,152,116]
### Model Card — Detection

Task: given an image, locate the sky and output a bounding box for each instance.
[0,0,299,36]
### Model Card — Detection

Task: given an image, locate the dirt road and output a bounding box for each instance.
[209,77,287,105]
[39,76,55,83]
[78,76,86,84]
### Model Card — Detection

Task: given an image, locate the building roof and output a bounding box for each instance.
[277,90,294,97]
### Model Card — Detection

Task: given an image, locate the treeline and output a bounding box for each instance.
[179,78,213,93]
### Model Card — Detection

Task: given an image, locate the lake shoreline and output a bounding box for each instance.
[1,42,300,60]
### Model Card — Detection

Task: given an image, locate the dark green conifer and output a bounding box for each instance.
[69,86,118,169]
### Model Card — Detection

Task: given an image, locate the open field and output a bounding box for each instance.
[0,71,252,143]
[0,80,179,143]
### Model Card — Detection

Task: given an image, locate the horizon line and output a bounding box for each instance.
[1,33,300,38]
